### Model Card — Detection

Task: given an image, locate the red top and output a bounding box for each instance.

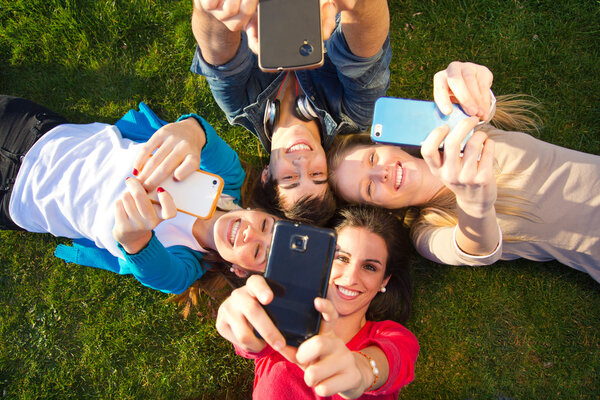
[235,320,419,400]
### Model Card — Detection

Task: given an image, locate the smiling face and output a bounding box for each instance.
[332,144,438,209]
[213,209,277,273]
[327,226,390,321]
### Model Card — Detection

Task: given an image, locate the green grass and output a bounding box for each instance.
[1,0,599,398]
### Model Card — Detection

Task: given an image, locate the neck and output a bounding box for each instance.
[192,210,225,251]
[334,311,367,343]
[416,158,446,205]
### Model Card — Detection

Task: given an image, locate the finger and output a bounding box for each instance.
[125,177,161,227]
[313,370,359,397]
[457,131,487,182]
[477,67,494,121]
[433,70,454,115]
[245,13,259,54]
[297,335,333,366]
[155,187,178,220]
[200,0,223,10]
[140,145,182,190]
[133,138,162,179]
[420,124,449,172]
[245,274,274,305]
[320,0,338,41]
[314,298,338,336]
[173,155,201,183]
[113,199,130,236]
[445,61,479,117]
[476,137,496,180]
[120,191,145,229]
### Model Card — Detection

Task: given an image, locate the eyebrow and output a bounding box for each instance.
[279,182,300,190]
[280,179,327,190]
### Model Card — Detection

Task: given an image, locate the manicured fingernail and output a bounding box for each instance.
[132,168,139,176]
[126,177,131,181]
[157,187,165,193]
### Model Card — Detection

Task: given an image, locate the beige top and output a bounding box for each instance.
[414,127,600,283]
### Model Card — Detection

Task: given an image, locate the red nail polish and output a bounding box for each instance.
[126,177,131,181]
[157,187,165,193]
[132,168,139,176]
[172,176,179,182]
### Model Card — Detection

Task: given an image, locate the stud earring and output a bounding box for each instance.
[380,287,386,293]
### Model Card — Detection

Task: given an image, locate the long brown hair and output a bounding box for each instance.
[331,205,413,323]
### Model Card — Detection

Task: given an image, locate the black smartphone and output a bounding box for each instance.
[262,221,337,346]
[257,0,324,72]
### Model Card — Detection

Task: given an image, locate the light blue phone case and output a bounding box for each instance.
[370,97,471,148]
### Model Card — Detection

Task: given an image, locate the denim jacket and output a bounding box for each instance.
[191,19,392,152]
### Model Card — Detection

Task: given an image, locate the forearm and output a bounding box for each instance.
[191,2,241,66]
[455,203,501,256]
[348,346,389,397]
[340,0,389,58]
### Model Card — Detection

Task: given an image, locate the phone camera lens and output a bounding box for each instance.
[212,180,217,185]
[299,42,313,57]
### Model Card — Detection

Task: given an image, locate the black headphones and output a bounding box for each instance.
[263,95,319,141]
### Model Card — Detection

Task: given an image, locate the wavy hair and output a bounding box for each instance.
[331,205,413,323]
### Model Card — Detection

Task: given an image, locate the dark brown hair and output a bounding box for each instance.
[331,205,413,323]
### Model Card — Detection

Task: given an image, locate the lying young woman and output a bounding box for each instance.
[0,95,277,294]
[327,62,600,283]
[216,205,419,399]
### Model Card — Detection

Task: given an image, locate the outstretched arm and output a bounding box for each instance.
[295,298,391,398]
[420,117,501,257]
[335,0,390,58]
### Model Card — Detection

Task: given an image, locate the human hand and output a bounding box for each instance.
[133,117,206,192]
[196,0,259,51]
[420,116,497,216]
[216,275,299,361]
[295,298,368,398]
[433,61,494,121]
[113,177,177,254]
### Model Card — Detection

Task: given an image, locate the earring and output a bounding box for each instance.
[380,287,386,293]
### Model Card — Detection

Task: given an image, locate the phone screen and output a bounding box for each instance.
[263,221,337,346]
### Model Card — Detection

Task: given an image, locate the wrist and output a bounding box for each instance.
[354,351,379,393]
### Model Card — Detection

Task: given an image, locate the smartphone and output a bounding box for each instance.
[148,169,223,219]
[262,221,337,347]
[258,0,323,71]
[371,97,472,149]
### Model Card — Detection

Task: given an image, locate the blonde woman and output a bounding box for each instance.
[326,62,600,283]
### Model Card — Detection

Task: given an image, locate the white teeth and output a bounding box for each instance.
[229,220,240,245]
[395,164,403,189]
[287,143,311,153]
[338,286,359,297]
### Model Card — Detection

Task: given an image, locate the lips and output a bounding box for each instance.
[336,285,360,300]
[393,162,404,191]
[228,219,241,246]
[286,141,312,153]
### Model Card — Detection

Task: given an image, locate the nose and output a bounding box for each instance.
[370,165,389,183]
[339,262,360,285]
[291,156,308,167]
[242,225,260,242]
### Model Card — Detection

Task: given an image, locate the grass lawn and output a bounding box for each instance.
[1,0,599,399]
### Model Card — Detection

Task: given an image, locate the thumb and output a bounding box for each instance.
[315,297,338,336]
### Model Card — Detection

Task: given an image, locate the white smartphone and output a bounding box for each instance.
[371,97,472,149]
[148,170,224,219]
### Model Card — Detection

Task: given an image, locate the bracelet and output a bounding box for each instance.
[356,351,379,392]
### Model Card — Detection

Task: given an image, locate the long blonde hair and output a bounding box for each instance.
[327,95,543,243]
